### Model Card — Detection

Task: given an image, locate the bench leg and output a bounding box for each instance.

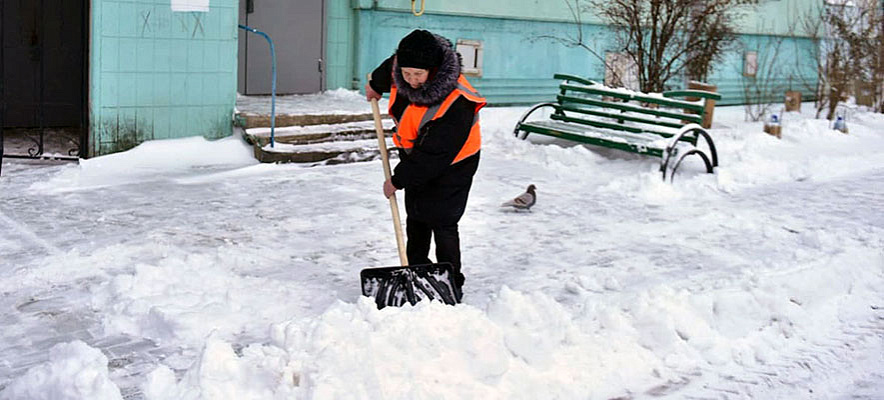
[513,102,558,140]
[664,149,714,181]
[661,124,719,181]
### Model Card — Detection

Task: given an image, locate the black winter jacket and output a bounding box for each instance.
[369,38,480,226]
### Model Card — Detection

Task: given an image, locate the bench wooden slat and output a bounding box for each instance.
[662,90,723,101]
[557,95,704,124]
[518,120,666,156]
[526,120,664,145]
[550,113,696,144]
[557,104,687,130]
[551,112,681,138]
[551,112,642,134]
[554,74,720,104]
[549,113,695,145]
[560,83,706,112]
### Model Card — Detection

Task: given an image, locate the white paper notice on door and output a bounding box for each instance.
[172,0,209,12]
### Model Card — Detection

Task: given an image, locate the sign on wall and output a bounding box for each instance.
[172,0,209,12]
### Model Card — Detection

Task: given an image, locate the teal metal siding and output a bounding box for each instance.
[354,10,613,105]
[326,1,355,90]
[89,0,238,156]
[710,35,819,106]
[351,10,818,106]
[359,0,820,37]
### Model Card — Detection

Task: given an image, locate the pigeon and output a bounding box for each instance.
[501,184,536,211]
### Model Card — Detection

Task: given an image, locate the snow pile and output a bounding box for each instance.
[30,135,256,192]
[90,249,310,346]
[140,294,662,400]
[1,341,122,400]
[142,337,296,400]
[136,243,881,399]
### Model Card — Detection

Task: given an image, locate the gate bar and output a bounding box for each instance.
[79,0,89,159]
[37,0,45,158]
[1,0,4,175]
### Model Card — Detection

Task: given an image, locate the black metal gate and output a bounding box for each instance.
[1,0,88,175]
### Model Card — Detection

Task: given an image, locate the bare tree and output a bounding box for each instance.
[877,2,884,113]
[536,0,755,92]
[739,0,820,122]
[739,35,789,121]
[790,8,829,118]
[805,0,883,119]
[863,0,883,113]
[532,0,624,85]
[589,0,758,93]
[685,4,740,82]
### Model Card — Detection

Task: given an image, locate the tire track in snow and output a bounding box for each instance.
[681,316,884,399]
[0,208,63,257]
[648,170,884,399]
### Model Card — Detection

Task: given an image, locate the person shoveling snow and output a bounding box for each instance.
[361,29,486,307]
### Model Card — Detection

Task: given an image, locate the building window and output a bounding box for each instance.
[604,52,639,90]
[744,51,758,77]
[456,39,483,77]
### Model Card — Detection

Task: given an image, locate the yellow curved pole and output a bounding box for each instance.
[411,0,425,16]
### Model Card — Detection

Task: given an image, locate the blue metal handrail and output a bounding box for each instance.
[238,24,276,147]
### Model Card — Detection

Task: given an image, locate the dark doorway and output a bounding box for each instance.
[1,0,88,168]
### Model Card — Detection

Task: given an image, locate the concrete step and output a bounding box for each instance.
[253,137,398,164]
[236,112,380,130]
[244,119,395,147]
[242,116,400,164]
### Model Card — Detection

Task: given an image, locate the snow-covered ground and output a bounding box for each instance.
[1,95,882,399]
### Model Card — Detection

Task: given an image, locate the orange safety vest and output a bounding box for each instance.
[389,74,486,165]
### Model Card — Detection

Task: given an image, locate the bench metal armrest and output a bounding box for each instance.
[661,124,719,181]
[513,102,559,139]
[552,74,597,86]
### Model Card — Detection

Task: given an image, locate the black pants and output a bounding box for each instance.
[405,216,466,290]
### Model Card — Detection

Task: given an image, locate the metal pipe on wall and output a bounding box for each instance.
[238,24,277,147]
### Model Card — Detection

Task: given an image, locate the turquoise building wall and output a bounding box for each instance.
[326,1,356,90]
[353,10,616,105]
[89,0,238,156]
[83,0,824,156]
[330,0,821,106]
[711,35,820,106]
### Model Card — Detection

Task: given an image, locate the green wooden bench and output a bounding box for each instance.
[513,74,722,180]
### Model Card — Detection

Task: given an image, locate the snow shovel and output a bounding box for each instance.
[360,98,461,309]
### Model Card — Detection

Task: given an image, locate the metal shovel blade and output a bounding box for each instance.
[360,263,460,309]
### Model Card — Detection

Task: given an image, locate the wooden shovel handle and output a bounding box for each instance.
[371,98,409,266]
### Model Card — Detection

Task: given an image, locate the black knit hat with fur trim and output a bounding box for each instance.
[396,29,442,69]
